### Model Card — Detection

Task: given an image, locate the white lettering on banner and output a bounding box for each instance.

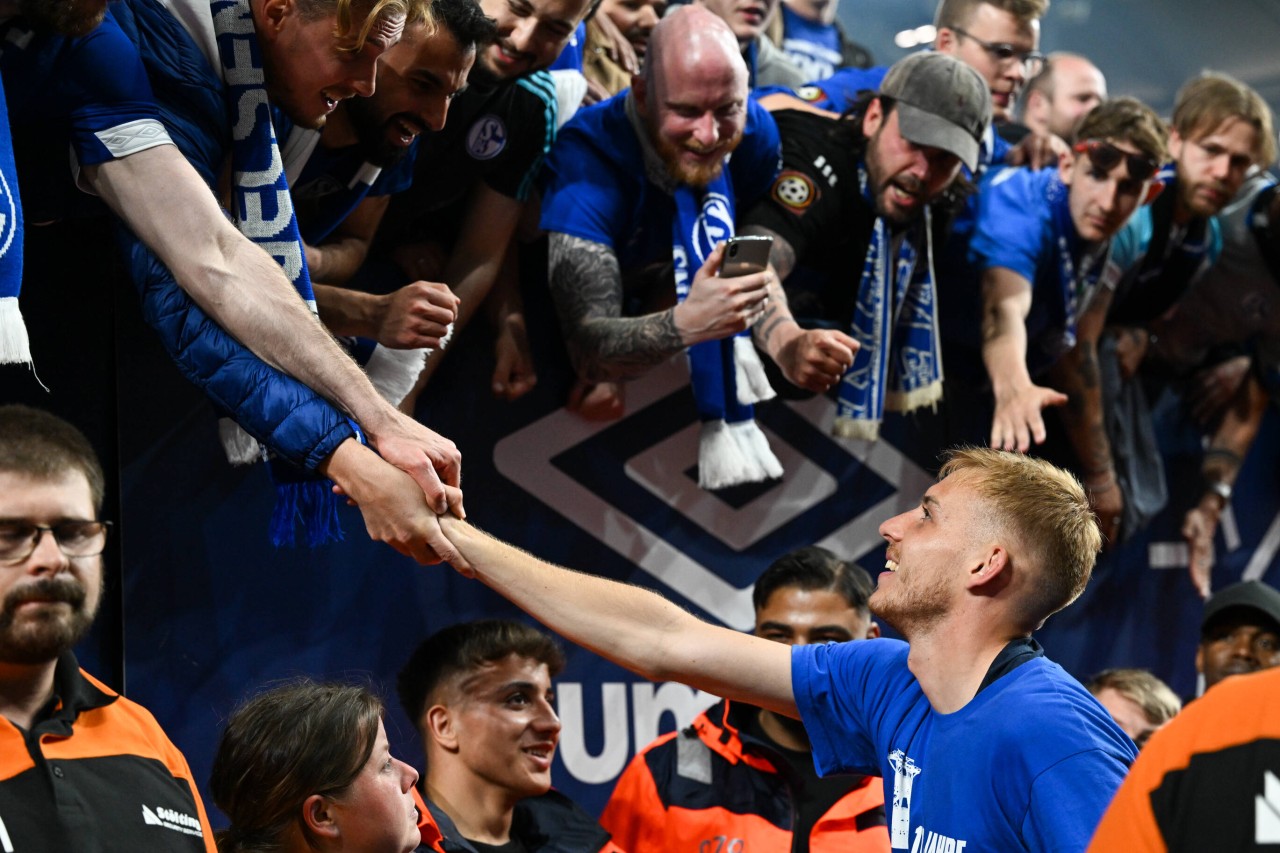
[556,681,718,785]
[493,359,932,628]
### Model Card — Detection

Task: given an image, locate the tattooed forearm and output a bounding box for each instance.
[548,233,686,382]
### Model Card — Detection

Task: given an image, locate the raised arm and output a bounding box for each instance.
[88,146,461,511]
[1048,287,1122,543]
[435,516,798,718]
[547,233,769,383]
[981,266,1069,451]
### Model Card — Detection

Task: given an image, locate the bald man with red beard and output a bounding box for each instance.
[540,4,856,436]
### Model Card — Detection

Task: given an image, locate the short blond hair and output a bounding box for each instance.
[298,0,435,50]
[938,448,1101,626]
[1173,71,1277,168]
[1086,668,1181,726]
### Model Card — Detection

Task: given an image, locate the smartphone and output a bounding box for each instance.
[720,235,774,278]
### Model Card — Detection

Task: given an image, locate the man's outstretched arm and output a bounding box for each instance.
[435,516,798,718]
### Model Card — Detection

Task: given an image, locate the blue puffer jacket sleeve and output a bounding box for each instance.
[110,0,354,471]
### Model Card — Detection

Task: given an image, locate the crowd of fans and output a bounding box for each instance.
[1,0,1279,848]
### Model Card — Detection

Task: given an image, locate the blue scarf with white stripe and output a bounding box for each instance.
[0,76,29,370]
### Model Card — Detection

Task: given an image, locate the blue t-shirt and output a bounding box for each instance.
[0,9,171,220]
[792,639,1135,852]
[779,5,842,82]
[548,21,585,72]
[540,91,781,273]
[968,165,1109,375]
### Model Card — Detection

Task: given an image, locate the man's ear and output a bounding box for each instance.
[302,794,341,840]
[969,546,1011,591]
[1194,643,1205,675]
[255,0,295,40]
[424,704,460,752]
[933,26,957,55]
[1058,147,1076,186]
[865,621,881,639]
[862,96,884,139]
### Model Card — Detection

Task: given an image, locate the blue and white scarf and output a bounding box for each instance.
[671,176,780,489]
[0,76,29,370]
[211,0,348,545]
[1047,172,1110,358]
[833,165,942,440]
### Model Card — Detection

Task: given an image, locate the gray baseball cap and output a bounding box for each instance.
[879,52,993,171]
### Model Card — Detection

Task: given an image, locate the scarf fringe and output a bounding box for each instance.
[832,416,881,441]
[733,335,776,405]
[269,477,344,547]
[220,418,263,466]
[884,380,943,414]
[365,343,430,407]
[697,419,782,490]
[0,297,32,367]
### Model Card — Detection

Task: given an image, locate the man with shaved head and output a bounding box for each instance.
[1020,53,1108,140]
[540,4,853,488]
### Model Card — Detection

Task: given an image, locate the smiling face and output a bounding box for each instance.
[0,470,102,666]
[344,22,476,165]
[1171,117,1260,219]
[326,720,423,853]
[442,654,562,800]
[637,20,748,188]
[259,0,406,129]
[475,0,591,82]
[1061,139,1154,243]
[936,3,1039,123]
[873,472,990,637]
[862,100,963,227]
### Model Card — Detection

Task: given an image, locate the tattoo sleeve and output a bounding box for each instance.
[547,233,685,382]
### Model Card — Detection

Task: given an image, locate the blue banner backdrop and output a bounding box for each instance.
[116,303,1280,824]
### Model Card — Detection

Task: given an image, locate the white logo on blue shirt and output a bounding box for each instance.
[889,749,922,849]
[691,192,734,265]
[467,115,508,160]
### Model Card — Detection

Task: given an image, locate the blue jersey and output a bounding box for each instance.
[778,6,842,82]
[540,92,781,274]
[969,166,1110,375]
[0,9,171,221]
[793,639,1135,852]
[548,21,585,72]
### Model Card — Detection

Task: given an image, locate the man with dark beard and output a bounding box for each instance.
[427,446,1138,851]
[539,5,854,481]
[0,405,215,851]
[742,51,990,441]
[600,546,888,852]
[281,0,495,349]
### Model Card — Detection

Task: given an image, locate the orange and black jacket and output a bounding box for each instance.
[0,652,216,852]
[601,699,889,853]
[1089,666,1280,853]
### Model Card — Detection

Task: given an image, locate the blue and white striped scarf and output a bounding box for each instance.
[0,76,29,370]
[833,164,942,440]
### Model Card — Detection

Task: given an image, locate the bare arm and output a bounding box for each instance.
[981,266,1069,451]
[1049,287,1122,543]
[1183,371,1268,597]
[87,145,461,510]
[436,516,798,717]
[305,194,390,284]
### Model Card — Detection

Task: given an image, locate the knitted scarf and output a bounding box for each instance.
[833,164,941,440]
[671,176,781,489]
[0,77,29,369]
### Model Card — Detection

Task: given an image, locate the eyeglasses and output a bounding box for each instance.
[1073,140,1160,183]
[950,27,1045,73]
[0,521,112,565]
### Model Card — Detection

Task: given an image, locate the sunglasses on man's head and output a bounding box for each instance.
[1072,140,1160,183]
